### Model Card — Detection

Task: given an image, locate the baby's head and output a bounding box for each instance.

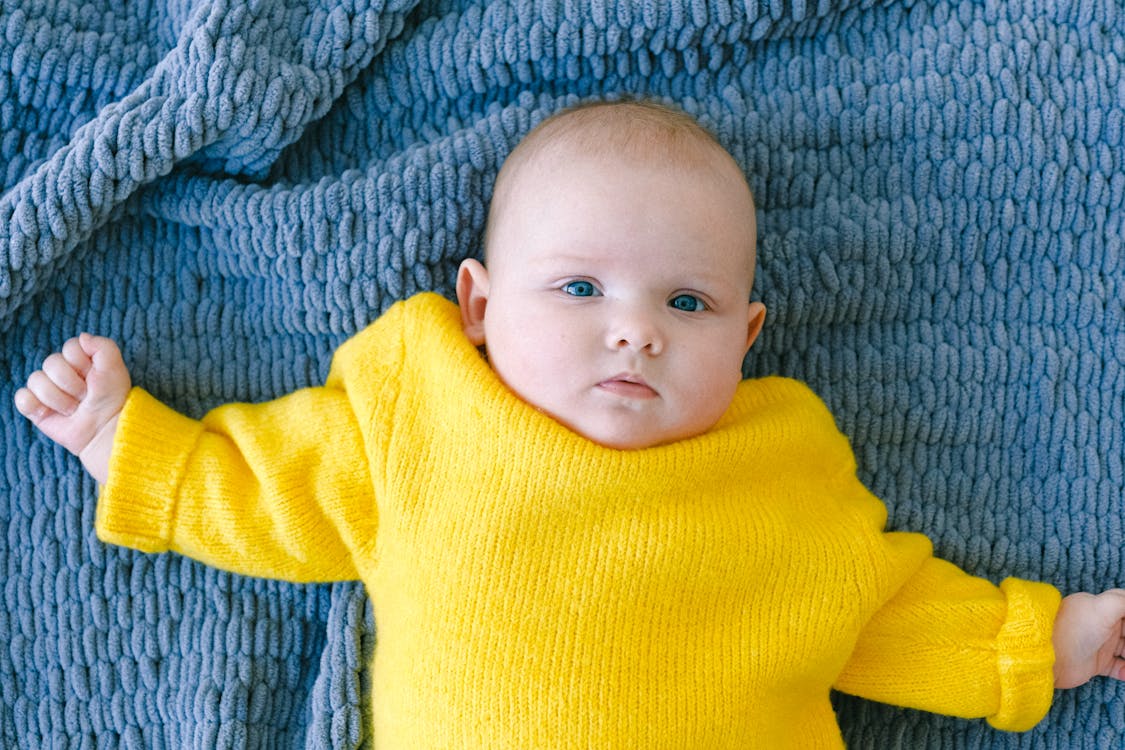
[457,99,766,449]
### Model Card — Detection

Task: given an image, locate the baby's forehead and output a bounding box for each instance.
[487,151,757,280]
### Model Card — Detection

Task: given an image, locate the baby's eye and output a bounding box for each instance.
[669,294,707,312]
[562,280,599,297]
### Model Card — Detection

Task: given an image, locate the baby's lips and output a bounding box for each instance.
[596,374,658,399]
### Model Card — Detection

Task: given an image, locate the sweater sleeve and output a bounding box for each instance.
[834,539,1061,732]
[94,301,412,583]
[96,383,377,583]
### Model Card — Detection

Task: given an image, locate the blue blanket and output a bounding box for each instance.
[3,0,1123,746]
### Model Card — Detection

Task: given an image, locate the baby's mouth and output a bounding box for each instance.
[596,374,658,399]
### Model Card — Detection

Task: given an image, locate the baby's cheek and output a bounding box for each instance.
[694,371,742,420]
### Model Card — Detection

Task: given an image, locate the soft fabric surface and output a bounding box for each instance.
[2,0,1122,747]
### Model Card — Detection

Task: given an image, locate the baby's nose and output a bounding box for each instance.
[606,312,664,355]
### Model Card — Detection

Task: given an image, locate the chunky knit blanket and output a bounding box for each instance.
[3,0,1123,747]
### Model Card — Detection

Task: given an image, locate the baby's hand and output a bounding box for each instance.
[15,334,131,484]
[1053,589,1125,689]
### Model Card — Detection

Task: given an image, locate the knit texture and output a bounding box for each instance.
[96,293,1062,747]
[2,0,1122,747]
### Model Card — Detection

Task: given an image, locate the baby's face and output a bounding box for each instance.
[458,148,764,449]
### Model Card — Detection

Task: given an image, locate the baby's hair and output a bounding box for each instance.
[483,98,753,258]
[509,98,732,169]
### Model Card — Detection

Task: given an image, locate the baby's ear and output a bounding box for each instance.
[744,302,766,352]
[456,258,490,345]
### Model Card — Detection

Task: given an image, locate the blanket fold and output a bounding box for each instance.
[1,0,414,329]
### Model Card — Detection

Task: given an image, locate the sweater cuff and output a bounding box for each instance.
[95,388,205,553]
[986,577,1062,732]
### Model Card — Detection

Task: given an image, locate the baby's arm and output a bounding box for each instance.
[14,333,131,485]
[1053,589,1125,688]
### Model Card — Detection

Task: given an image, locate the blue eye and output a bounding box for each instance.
[669,294,707,312]
[562,280,599,297]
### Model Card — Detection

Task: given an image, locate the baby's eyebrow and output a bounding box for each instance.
[675,272,744,293]
[532,251,602,267]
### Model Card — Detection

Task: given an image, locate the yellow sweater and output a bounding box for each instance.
[97,293,1060,748]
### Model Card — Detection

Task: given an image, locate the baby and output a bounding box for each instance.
[15,100,1125,748]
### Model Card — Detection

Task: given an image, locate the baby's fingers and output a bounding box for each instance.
[77,333,131,401]
[13,387,44,422]
[22,369,80,417]
[61,336,93,377]
[43,351,88,401]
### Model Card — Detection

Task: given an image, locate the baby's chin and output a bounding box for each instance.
[560,415,714,451]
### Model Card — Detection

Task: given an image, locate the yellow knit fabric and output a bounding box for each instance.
[97,293,1061,748]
